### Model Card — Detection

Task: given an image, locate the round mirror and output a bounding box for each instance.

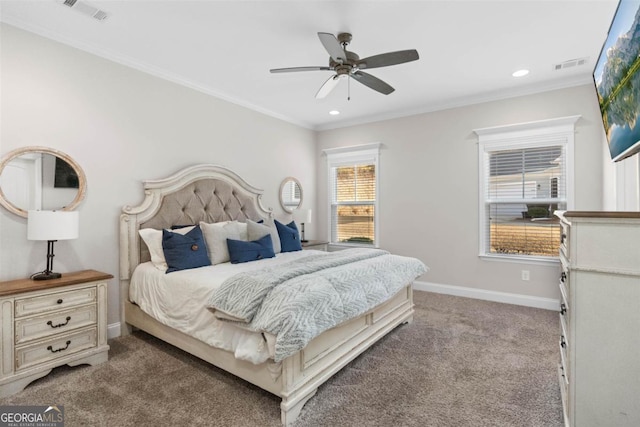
[279,177,303,213]
[0,146,86,218]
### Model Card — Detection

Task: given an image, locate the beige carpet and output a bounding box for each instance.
[0,291,563,426]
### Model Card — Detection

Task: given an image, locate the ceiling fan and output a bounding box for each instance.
[270,32,419,99]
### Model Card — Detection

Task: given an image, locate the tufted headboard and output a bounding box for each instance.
[119,164,272,286]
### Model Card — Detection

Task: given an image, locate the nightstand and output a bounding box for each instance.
[0,270,112,398]
[301,240,329,251]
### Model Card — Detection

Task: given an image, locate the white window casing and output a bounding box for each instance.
[323,143,380,247]
[474,116,579,263]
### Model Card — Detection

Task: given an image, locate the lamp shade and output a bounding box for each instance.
[28,210,79,241]
[293,208,312,224]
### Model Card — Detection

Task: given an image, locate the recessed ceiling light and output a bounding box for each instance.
[329,110,340,115]
[512,69,530,78]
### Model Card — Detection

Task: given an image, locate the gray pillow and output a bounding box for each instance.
[247,218,281,254]
[200,221,243,265]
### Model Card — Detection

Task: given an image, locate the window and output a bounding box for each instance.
[324,143,380,247]
[475,116,578,261]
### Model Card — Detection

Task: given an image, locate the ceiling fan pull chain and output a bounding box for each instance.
[348,75,351,101]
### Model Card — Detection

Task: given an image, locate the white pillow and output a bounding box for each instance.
[247,218,281,253]
[237,221,248,241]
[138,226,195,271]
[200,221,246,265]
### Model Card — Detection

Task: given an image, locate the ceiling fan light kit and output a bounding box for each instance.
[270,32,419,99]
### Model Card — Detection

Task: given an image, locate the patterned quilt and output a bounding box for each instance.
[207,248,427,362]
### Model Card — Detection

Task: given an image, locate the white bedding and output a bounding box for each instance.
[129,250,319,364]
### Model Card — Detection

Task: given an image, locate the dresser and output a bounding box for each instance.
[0,270,111,398]
[556,211,640,427]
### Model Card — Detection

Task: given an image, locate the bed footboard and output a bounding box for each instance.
[279,284,414,425]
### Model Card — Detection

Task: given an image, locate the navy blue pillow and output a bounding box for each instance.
[226,234,275,264]
[274,220,302,252]
[162,226,211,273]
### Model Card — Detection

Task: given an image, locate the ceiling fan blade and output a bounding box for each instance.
[317,32,346,63]
[358,49,419,69]
[270,66,332,73]
[352,71,394,95]
[315,75,341,99]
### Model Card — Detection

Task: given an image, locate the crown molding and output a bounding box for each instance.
[315,77,593,131]
[0,18,314,130]
[1,17,594,133]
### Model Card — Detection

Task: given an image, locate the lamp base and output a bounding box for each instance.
[32,271,62,281]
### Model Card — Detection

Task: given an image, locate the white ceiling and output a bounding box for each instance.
[0,0,619,130]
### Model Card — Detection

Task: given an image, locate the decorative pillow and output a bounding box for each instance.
[237,221,248,241]
[226,234,275,264]
[200,221,246,265]
[139,226,195,271]
[248,218,281,253]
[162,226,211,273]
[275,219,302,252]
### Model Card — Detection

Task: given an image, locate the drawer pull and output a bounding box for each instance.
[560,336,566,348]
[560,272,567,283]
[561,233,567,244]
[47,341,71,353]
[47,316,71,328]
[560,303,567,315]
[56,299,63,304]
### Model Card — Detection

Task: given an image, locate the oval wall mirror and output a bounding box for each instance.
[279,177,303,213]
[0,146,87,218]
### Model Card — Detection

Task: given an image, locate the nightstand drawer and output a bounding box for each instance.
[15,327,97,371]
[15,304,97,345]
[15,286,96,317]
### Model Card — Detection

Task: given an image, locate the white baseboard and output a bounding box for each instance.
[107,322,121,340]
[413,280,560,311]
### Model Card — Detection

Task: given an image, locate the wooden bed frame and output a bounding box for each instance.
[119,164,415,425]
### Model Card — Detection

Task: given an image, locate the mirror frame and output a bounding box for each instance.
[279,176,303,213]
[0,146,87,218]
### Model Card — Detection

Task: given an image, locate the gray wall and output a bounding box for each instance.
[316,85,605,301]
[0,24,317,328]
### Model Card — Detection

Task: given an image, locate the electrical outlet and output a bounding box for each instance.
[521,270,530,281]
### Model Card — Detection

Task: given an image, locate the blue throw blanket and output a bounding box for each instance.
[207,249,427,361]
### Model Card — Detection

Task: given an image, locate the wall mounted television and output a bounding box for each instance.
[594,0,640,162]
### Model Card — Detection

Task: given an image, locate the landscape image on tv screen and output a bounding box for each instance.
[594,0,640,162]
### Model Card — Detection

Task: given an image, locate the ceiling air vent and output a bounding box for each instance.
[553,57,588,71]
[60,0,108,21]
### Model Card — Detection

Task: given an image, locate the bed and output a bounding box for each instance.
[119,164,425,425]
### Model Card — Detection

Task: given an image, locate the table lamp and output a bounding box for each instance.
[27,210,79,281]
[293,208,312,242]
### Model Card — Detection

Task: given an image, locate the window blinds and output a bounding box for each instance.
[330,164,376,244]
[483,143,566,257]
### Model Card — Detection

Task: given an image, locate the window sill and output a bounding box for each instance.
[329,242,379,250]
[479,254,560,266]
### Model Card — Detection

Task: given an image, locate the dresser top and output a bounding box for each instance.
[564,211,640,219]
[0,270,113,297]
